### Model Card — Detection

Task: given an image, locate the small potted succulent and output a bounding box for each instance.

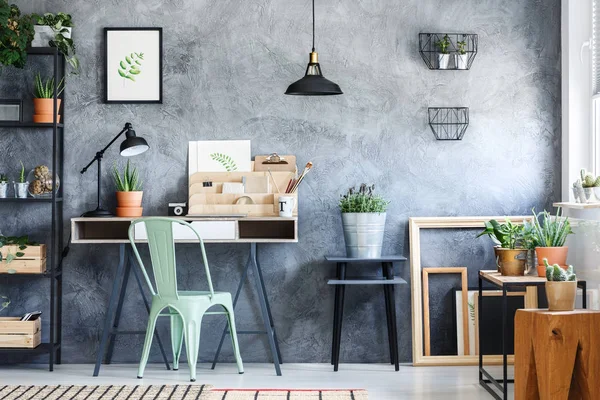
[544,259,577,311]
[572,168,600,203]
[531,208,573,277]
[477,218,527,276]
[30,12,79,73]
[13,161,28,199]
[113,160,143,217]
[0,173,8,198]
[339,184,389,258]
[455,40,468,69]
[0,1,34,69]
[435,34,451,69]
[33,73,65,123]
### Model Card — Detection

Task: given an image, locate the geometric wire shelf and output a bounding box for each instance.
[419,33,478,70]
[428,107,469,140]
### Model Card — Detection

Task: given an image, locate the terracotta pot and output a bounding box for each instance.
[545,281,577,311]
[496,248,528,276]
[536,247,568,277]
[116,191,143,208]
[116,207,143,217]
[33,98,61,122]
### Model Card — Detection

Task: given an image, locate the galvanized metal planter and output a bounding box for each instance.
[341,212,386,258]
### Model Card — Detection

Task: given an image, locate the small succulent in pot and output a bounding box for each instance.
[455,40,469,69]
[572,168,600,203]
[544,259,577,311]
[435,34,452,69]
[531,207,573,277]
[113,160,144,217]
[13,161,28,198]
[0,173,8,198]
[477,218,527,276]
[33,73,65,123]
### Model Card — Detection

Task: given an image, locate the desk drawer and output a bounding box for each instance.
[134,221,237,241]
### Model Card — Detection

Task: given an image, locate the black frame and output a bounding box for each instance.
[0,99,23,122]
[104,27,163,104]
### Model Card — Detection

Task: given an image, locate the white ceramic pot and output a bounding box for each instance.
[455,53,469,69]
[438,53,450,69]
[14,182,28,199]
[0,182,8,198]
[32,26,71,47]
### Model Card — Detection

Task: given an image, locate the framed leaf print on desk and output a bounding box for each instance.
[104,27,163,103]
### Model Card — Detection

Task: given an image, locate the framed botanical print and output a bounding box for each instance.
[104,27,163,103]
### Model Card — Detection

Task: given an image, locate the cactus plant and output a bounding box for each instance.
[580,168,600,188]
[544,258,576,281]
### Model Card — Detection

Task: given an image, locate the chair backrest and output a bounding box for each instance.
[128,217,215,299]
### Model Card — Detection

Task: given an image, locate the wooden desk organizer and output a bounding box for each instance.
[188,169,298,217]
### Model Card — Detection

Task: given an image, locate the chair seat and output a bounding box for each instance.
[178,291,232,300]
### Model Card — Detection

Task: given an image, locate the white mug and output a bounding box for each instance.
[278,196,296,217]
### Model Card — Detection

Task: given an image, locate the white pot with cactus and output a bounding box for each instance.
[572,168,600,203]
[13,161,28,199]
[0,174,8,198]
[544,259,577,311]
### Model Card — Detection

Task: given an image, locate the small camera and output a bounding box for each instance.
[168,202,187,216]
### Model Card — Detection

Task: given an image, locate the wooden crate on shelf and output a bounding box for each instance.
[0,317,41,348]
[0,244,47,274]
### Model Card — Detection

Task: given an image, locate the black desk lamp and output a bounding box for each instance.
[80,122,149,217]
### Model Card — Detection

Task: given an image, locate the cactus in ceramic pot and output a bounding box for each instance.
[573,169,600,203]
[544,259,577,311]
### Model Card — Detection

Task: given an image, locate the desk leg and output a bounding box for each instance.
[580,281,587,309]
[382,263,393,365]
[250,243,282,376]
[106,259,132,364]
[502,285,508,400]
[255,251,283,364]
[478,274,483,383]
[384,262,399,371]
[332,263,341,365]
[333,263,346,372]
[94,244,127,377]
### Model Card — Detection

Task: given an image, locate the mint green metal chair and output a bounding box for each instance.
[128,217,244,382]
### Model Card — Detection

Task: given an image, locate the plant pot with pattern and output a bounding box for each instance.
[33,73,64,124]
[113,160,143,218]
[531,208,573,277]
[477,218,527,276]
[544,259,577,311]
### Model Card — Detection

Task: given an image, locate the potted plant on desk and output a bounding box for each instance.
[339,184,389,258]
[477,218,527,276]
[531,208,573,277]
[544,259,577,311]
[113,160,143,217]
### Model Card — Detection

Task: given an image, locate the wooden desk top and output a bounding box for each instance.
[480,270,547,286]
[517,309,600,316]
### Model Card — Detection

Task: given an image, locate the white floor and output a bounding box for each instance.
[0,363,512,399]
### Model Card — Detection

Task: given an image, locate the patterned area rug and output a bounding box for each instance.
[0,386,367,400]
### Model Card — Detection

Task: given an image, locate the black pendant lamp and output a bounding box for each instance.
[285,0,343,96]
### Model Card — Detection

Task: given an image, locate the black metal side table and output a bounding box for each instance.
[478,270,587,400]
[325,255,407,372]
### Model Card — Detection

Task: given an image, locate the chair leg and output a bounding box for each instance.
[183,316,202,382]
[137,306,160,379]
[170,308,184,371]
[223,304,244,374]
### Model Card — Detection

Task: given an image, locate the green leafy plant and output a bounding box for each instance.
[0,1,34,68]
[476,218,524,249]
[210,153,238,172]
[339,184,389,213]
[34,73,65,98]
[112,160,142,192]
[544,259,576,282]
[0,234,36,264]
[118,52,144,82]
[531,208,573,248]
[457,40,467,55]
[435,34,451,54]
[521,220,538,250]
[0,173,7,183]
[31,12,79,73]
[17,160,24,183]
[0,295,9,313]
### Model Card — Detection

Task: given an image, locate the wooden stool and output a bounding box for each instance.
[515,309,600,400]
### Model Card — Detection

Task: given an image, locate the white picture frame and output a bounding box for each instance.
[188,140,252,176]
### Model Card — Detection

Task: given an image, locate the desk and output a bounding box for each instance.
[478,271,588,400]
[71,216,298,376]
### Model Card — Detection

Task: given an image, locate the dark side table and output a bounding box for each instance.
[325,255,407,371]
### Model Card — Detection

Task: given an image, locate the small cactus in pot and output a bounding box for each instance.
[13,161,28,199]
[0,173,8,198]
[572,168,600,203]
[545,259,577,311]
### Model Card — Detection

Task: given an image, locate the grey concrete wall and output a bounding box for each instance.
[0,0,560,363]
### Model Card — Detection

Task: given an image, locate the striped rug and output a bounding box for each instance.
[0,386,367,400]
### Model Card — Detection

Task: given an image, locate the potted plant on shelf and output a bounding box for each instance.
[531,208,573,277]
[0,234,36,264]
[339,184,389,258]
[0,1,34,69]
[435,34,451,69]
[113,160,143,217]
[477,218,527,276]
[455,40,468,69]
[0,174,8,198]
[572,168,600,203]
[33,73,64,123]
[13,161,27,199]
[30,12,79,73]
[544,259,577,311]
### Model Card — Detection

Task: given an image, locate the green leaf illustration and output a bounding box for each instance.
[117,51,144,82]
[210,153,238,172]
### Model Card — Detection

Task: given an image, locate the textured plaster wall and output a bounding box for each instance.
[0,0,560,363]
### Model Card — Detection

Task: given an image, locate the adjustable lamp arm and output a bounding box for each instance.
[80,123,132,174]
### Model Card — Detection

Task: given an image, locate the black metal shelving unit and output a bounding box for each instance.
[0,47,64,371]
[419,33,478,70]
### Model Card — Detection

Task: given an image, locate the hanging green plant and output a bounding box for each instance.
[118,52,144,82]
[210,153,238,172]
[31,12,79,73]
[0,1,34,69]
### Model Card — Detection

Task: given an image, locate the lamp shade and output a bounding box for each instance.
[285,52,342,96]
[120,129,149,157]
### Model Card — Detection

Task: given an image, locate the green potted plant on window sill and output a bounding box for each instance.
[113,160,143,217]
[30,12,79,73]
[572,168,600,204]
[339,184,389,258]
[544,259,577,311]
[0,1,34,69]
[477,218,527,276]
[531,207,573,277]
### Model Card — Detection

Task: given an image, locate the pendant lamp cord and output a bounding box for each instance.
[312,0,315,52]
